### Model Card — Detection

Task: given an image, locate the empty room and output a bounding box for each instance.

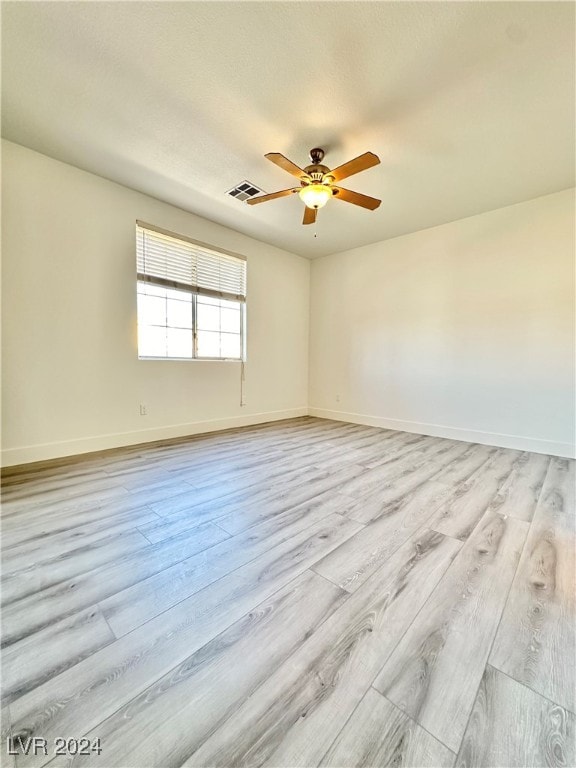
[1,2,574,767]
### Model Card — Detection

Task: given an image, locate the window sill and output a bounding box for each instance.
[138,356,244,363]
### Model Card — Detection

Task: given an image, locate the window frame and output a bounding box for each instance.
[136,222,247,362]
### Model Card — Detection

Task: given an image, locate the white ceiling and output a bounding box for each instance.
[2,2,574,258]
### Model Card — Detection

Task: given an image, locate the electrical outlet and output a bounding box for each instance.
[139,404,147,416]
[336,394,341,403]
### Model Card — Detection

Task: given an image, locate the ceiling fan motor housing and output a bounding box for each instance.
[302,148,333,186]
[302,164,331,185]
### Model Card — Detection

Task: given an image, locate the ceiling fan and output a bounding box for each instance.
[247,148,381,225]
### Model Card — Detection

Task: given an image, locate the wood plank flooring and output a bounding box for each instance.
[1,417,574,768]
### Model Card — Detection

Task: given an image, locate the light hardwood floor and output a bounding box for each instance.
[1,417,574,768]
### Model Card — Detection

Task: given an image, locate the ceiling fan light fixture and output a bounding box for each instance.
[298,184,332,210]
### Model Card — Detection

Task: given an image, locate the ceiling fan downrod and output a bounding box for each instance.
[309,147,325,164]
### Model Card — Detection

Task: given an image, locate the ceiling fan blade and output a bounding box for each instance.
[265,153,307,179]
[302,206,317,225]
[332,186,381,210]
[246,188,298,205]
[329,152,380,182]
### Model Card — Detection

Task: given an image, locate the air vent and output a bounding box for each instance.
[227,180,265,202]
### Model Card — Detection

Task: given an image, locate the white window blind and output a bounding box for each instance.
[136,221,247,303]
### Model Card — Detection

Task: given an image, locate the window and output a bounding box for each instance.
[136,221,246,360]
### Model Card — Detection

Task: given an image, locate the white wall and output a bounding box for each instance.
[309,188,575,457]
[3,142,573,466]
[1,141,310,465]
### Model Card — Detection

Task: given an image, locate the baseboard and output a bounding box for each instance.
[308,407,575,459]
[1,408,308,467]
[4,405,573,467]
